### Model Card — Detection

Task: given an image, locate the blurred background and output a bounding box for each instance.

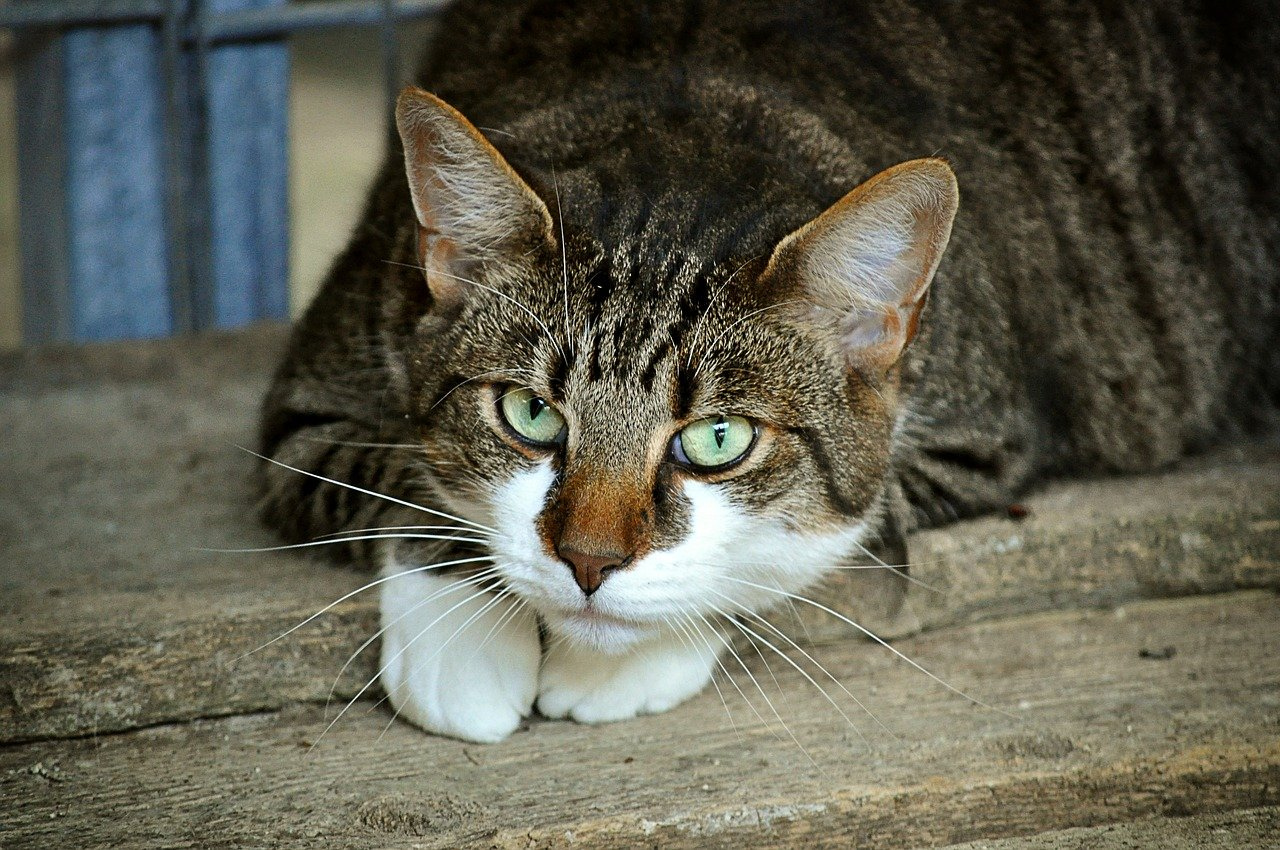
[0,2,440,350]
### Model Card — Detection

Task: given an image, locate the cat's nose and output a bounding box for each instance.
[558,547,629,597]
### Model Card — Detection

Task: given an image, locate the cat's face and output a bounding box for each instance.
[395,89,957,652]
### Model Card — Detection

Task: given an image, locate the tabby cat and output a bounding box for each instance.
[259,0,1279,742]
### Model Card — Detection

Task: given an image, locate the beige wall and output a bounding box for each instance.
[0,27,417,349]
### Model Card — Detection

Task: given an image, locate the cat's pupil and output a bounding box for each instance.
[712,416,727,448]
[528,396,547,421]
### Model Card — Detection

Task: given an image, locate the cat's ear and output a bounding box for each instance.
[396,87,555,311]
[765,158,958,373]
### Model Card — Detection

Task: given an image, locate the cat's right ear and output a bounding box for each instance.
[763,158,959,375]
[396,87,555,312]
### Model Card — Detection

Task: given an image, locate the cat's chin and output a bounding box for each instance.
[542,607,659,654]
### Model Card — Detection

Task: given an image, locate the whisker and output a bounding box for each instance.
[714,603,864,750]
[687,610,798,750]
[374,589,513,739]
[310,581,505,751]
[246,446,497,534]
[429,367,525,412]
[463,594,528,665]
[551,167,572,355]
[383,260,567,362]
[722,577,1011,717]
[665,613,743,741]
[851,539,945,594]
[201,532,488,555]
[692,300,801,380]
[711,597,879,746]
[683,254,765,369]
[698,609,822,770]
[293,435,424,450]
[323,567,502,718]
[713,589,895,741]
[313,524,491,540]
[234,554,493,660]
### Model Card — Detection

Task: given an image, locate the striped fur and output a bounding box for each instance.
[256,0,1280,739]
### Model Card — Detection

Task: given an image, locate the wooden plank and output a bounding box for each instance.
[0,328,1278,743]
[938,807,1279,849]
[1,593,1277,848]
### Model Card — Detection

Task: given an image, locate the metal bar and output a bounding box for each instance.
[0,0,162,29]
[204,0,448,41]
[14,29,73,343]
[160,0,194,332]
[0,0,450,35]
[184,0,214,327]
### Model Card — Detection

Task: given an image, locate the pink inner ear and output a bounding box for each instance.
[417,227,467,313]
[841,302,911,371]
[772,159,957,374]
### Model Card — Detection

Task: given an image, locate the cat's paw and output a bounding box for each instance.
[536,627,721,724]
[379,566,540,743]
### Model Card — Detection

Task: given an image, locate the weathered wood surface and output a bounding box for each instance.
[942,806,1279,849]
[1,327,1278,743]
[2,592,1277,849]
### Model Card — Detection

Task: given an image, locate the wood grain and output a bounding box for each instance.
[3,592,1277,849]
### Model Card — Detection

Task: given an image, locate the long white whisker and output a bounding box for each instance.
[248,447,496,534]
[464,594,527,665]
[235,555,493,660]
[710,599,872,746]
[691,611,795,747]
[323,568,502,717]
[712,589,895,741]
[681,611,772,735]
[313,524,491,540]
[551,167,572,355]
[294,436,423,450]
[311,582,504,750]
[722,577,1010,716]
[665,613,742,741]
[693,300,800,380]
[700,609,822,770]
[383,260,567,362]
[375,589,513,738]
[202,533,488,555]
[851,539,945,594]
[683,254,765,368]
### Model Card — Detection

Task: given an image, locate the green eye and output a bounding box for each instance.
[498,386,566,446]
[673,415,755,470]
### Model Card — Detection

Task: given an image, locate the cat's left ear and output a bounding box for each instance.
[396,87,555,312]
[764,158,958,373]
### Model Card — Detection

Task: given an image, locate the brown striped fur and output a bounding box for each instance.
[259,0,1280,575]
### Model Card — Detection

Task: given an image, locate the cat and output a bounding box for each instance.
[258,0,1280,743]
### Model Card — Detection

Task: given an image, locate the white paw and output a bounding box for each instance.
[536,627,721,724]
[378,565,539,743]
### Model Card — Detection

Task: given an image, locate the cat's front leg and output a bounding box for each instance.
[536,625,722,724]
[378,562,540,743]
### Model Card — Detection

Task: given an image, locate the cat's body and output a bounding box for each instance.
[260,0,1280,742]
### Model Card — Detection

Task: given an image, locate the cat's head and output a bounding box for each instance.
[393,88,957,652]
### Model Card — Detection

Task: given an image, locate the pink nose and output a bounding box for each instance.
[557,547,629,596]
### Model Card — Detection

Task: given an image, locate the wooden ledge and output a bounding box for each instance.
[2,592,1277,848]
